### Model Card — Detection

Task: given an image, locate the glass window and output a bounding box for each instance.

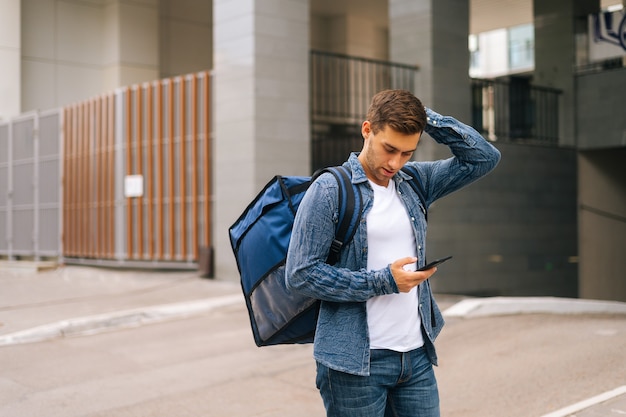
[469,34,480,72]
[509,24,534,70]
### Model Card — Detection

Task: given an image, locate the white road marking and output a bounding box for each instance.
[539,386,626,417]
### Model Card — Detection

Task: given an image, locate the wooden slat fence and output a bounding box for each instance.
[62,71,212,266]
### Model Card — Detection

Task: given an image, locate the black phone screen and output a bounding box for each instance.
[417,255,453,271]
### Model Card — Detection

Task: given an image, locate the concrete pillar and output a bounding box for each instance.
[213,0,310,280]
[103,0,159,90]
[578,149,626,302]
[388,0,470,160]
[0,0,21,119]
[533,0,598,147]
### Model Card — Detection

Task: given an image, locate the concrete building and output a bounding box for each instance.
[0,0,624,301]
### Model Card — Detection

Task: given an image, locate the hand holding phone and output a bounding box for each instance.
[417,255,453,271]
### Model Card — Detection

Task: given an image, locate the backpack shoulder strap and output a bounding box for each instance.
[400,165,428,221]
[312,166,362,265]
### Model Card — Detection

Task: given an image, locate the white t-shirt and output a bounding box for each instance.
[366,179,424,352]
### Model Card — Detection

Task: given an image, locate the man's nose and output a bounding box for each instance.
[389,154,402,170]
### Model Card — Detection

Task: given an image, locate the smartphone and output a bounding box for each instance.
[417,255,453,271]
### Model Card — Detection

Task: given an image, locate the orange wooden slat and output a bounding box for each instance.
[74,104,80,257]
[98,95,107,258]
[92,99,97,257]
[203,72,212,249]
[85,101,91,256]
[168,79,175,259]
[191,74,198,260]
[87,101,93,257]
[136,86,144,258]
[156,82,164,259]
[87,99,94,258]
[78,102,85,257]
[71,105,78,256]
[125,87,133,258]
[107,94,115,258]
[84,100,90,257]
[100,95,109,258]
[95,98,103,257]
[72,104,79,257]
[179,77,187,258]
[92,99,98,257]
[146,84,154,258]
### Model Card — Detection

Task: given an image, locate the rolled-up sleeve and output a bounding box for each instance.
[412,108,501,204]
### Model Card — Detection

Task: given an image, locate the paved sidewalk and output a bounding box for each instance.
[0,263,242,344]
[1,263,625,416]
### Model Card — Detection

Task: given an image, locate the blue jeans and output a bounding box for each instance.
[316,347,440,417]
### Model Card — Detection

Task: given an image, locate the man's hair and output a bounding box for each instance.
[366,89,426,135]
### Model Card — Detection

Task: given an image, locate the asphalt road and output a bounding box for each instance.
[1,292,625,416]
[1,265,625,416]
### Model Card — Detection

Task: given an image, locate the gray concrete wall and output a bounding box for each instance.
[576,68,626,149]
[17,0,210,116]
[427,142,578,297]
[159,0,212,79]
[578,149,626,302]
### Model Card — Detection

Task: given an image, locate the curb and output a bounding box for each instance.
[0,260,59,273]
[443,296,626,318]
[0,294,242,347]
[2,295,625,347]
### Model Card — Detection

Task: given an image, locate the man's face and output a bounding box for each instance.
[358,121,421,187]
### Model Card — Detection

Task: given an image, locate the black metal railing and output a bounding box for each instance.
[310,52,563,169]
[471,77,562,144]
[310,50,419,170]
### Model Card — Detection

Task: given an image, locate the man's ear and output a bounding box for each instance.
[361,121,371,139]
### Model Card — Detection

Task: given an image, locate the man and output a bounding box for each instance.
[285,89,500,417]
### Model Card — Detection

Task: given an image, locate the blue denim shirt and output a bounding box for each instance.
[285,108,501,376]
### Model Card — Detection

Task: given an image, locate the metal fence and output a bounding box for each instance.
[310,51,419,171]
[471,77,562,144]
[1,71,213,270]
[0,110,62,260]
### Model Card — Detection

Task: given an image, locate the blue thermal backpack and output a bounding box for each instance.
[229,165,427,347]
